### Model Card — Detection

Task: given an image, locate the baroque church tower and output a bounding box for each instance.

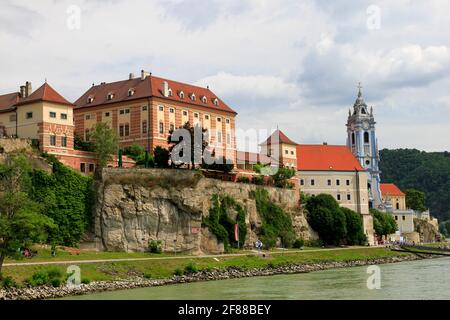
[346,84,383,209]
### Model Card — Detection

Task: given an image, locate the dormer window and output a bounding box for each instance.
[190,94,196,101]
[87,96,94,104]
[179,91,185,99]
[202,96,207,103]
[107,92,114,100]
[128,88,135,97]
[168,88,173,97]
[213,98,219,106]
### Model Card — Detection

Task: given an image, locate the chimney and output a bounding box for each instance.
[25,81,32,97]
[129,73,135,80]
[162,81,169,97]
[323,142,328,145]
[141,69,151,81]
[20,86,26,98]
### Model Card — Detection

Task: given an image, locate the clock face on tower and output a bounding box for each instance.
[363,121,369,130]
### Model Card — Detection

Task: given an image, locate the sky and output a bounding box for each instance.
[1,0,450,152]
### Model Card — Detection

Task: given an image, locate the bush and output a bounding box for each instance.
[173,268,183,276]
[0,274,18,288]
[184,262,198,274]
[251,176,264,185]
[237,176,250,183]
[148,240,162,254]
[123,144,145,161]
[143,273,152,279]
[154,146,170,168]
[304,239,323,247]
[293,238,305,249]
[342,207,367,245]
[81,277,91,284]
[26,267,63,287]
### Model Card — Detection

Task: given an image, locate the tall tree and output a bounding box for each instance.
[370,209,397,237]
[89,123,119,169]
[405,189,427,212]
[0,154,55,272]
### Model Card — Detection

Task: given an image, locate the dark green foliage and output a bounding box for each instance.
[89,122,119,168]
[0,273,18,288]
[203,195,247,251]
[153,146,170,168]
[173,268,183,276]
[32,155,95,247]
[439,221,450,236]
[370,209,397,236]
[81,277,91,284]
[74,132,95,152]
[293,238,305,249]
[252,188,296,248]
[148,240,162,253]
[237,176,250,183]
[26,267,63,287]
[251,175,264,185]
[341,208,367,245]
[123,144,145,160]
[270,167,296,188]
[379,148,450,221]
[184,262,198,274]
[202,156,234,173]
[306,194,366,246]
[405,189,427,212]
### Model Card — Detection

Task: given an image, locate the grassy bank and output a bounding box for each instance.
[2,247,411,285]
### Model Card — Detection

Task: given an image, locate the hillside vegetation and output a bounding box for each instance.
[379,149,450,234]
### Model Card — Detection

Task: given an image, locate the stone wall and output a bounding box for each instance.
[94,168,317,254]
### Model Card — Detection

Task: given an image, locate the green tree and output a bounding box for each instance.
[341,207,367,245]
[405,189,427,212]
[370,209,397,237]
[123,144,145,161]
[89,123,119,169]
[270,166,296,188]
[153,146,170,168]
[0,154,55,272]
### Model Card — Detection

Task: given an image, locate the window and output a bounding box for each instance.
[125,124,129,136]
[183,111,188,116]
[351,133,355,145]
[125,109,130,114]
[107,92,114,100]
[226,132,231,145]
[365,160,370,165]
[85,114,91,120]
[85,129,90,141]
[205,114,210,120]
[142,105,148,111]
[120,109,125,115]
[50,134,56,146]
[61,135,67,147]
[26,112,33,119]
[217,131,222,144]
[285,150,289,155]
[104,112,110,117]
[159,106,164,112]
[190,94,196,101]
[226,118,230,124]
[142,120,147,134]
[337,194,341,201]
[194,113,199,118]
[89,163,95,172]
[327,179,332,186]
[128,89,134,97]
[80,163,86,173]
[217,117,221,122]
[402,216,406,221]
[9,114,16,122]
[395,216,398,221]
[119,125,124,137]
[87,97,94,104]
[159,122,164,134]
[336,179,340,186]
[202,96,207,103]
[169,108,174,113]
[311,179,315,186]
[179,91,185,99]
[213,98,218,106]
[291,151,294,155]
[364,132,369,144]
[300,179,305,186]
[49,111,56,118]
[347,194,351,201]
[168,88,173,96]
[61,113,67,120]
[346,179,350,186]
[170,123,175,132]
[396,203,400,210]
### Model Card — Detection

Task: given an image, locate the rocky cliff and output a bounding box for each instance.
[95,168,317,254]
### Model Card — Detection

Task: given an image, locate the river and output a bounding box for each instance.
[65,257,450,300]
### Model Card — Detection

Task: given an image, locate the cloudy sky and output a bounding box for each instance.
[1,0,449,151]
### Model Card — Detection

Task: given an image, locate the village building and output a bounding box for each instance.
[73,70,237,164]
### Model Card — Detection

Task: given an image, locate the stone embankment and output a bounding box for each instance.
[0,254,423,300]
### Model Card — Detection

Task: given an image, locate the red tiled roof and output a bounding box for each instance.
[0,92,20,112]
[380,183,405,196]
[261,129,298,146]
[74,74,237,114]
[296,144,364,171]
[236,151,279,166]
[16,83,73,106]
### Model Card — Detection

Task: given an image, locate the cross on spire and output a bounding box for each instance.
[357,82,363,97]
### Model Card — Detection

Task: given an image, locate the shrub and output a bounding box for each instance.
[143,272,152,279]
[50,278,62,287]
[26,267,64,287]
[293,238,305,249]
[148,240,162,254]
[123,144,145,161]
[342,207,367,245]
[154,146,170,168]
[251,176,264,185]
[81,277,91,284]
[305,239,323,247]
[0,275,18,288]
[184,262,199,274]
[173,268,183,276]
[237,176,250,183]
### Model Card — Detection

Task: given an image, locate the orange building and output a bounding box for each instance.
[73,70,238,164]
[380,183,406,211]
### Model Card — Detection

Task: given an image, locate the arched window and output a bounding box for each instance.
[364,132,369,144]
[351,132,355,145]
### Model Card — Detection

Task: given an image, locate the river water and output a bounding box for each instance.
[66,257,450,300]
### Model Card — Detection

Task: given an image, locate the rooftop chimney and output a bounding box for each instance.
[323,142,328,145]
[25,81,32,97]
[20,86,26,98]
[162,81,169,97]
[129,73,135,80]
[141,69,151,81]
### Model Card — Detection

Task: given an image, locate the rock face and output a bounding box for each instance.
[414,218,441,242]
[95,168,317,253]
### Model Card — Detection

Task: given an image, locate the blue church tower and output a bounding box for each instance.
[346,84,383,209]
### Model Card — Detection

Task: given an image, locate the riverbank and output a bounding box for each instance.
[0,248,430,300]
